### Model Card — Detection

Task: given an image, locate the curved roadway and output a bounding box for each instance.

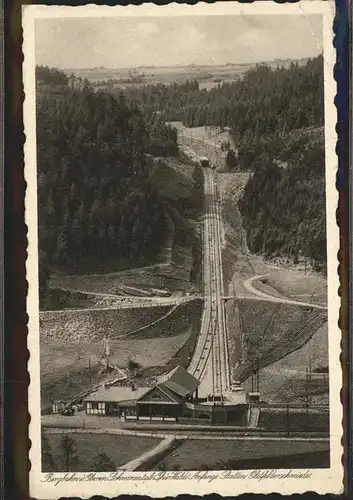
[243,275,327,310]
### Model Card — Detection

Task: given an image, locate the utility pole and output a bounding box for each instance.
[88,358,92,390]
[305,368,309,412]
[286,400,290,436]
[256,357,260,393]
[211,320,215,403]
[251,360,254,392]
[309,360,312,407]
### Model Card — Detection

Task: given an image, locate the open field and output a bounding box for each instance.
[50,267,193,295]
[259,409,329,433]
[150,157,198,205]
[68,59,310,90]
[217,172,250,204]
[42,431,159,472]
[229,298,327,384]
[154,438,329,471]
[66,63,251,87]
[262,268,327,305]
[41,300,202,408]
[218,172,258,293]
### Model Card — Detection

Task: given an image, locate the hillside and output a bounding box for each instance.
[227,298,327,384]
[118,57,325,272]
[41,299,202,408]
[36,71,181,303]
[243,322,329,404]
[40,305,172,343]
[46,156,203,299]
[238,126,326,271]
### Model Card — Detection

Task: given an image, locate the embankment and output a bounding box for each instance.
[49,156,203,296]
[41,300,202,408]
[40,306,172,343]
[217,172,254,294]
[227,298,327,383]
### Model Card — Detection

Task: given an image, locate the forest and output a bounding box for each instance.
[36,69,179,299]
[37,55,326,300]
[120,56,326,270]
[238,130,326,270]
[121,58,323,135]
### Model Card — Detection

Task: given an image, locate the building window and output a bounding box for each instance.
[86,401,105,415]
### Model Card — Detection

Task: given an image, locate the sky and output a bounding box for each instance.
[35,14,323,69]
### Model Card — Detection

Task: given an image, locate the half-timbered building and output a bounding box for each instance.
[84,365,200,422]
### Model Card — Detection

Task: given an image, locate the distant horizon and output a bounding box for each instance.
[42,55,320,73]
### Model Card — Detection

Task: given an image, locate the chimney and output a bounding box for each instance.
[131,383,135,392]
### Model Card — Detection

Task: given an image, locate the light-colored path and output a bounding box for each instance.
[40,295,194,314]
[243,275,327,310]
[111,304,179,340]
[118,436,175,471]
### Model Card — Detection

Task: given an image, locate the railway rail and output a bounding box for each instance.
[188,168,231,399]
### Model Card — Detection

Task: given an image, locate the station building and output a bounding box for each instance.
[84,365,200,422]
[83,365,250,425]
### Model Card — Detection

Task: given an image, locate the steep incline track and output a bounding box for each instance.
[188,169,230,397]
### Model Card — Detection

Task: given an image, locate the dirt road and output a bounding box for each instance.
[243,275,327,310]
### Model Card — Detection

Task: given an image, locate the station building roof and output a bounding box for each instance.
[84,386,149,403]
[158,365,200,398]
[83,365,199,405]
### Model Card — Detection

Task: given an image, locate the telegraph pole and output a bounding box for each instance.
[305,368,309,412]
[309,360,312,407]
[251,359,255,393]
[286,400,290,436]
[88,358,92,390]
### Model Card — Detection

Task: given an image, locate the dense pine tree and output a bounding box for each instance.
[37,57,326,287]
[36,73,175,280]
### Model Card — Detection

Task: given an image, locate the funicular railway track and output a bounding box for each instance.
[189,168,231,399]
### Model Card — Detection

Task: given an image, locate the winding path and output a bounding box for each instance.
[242,275,327,310]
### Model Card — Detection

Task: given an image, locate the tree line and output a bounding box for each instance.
[120,56,326,271]
[37,57,326,283]
[120,57,323,135]
[238,131,326,271]
[36,67,179,300]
